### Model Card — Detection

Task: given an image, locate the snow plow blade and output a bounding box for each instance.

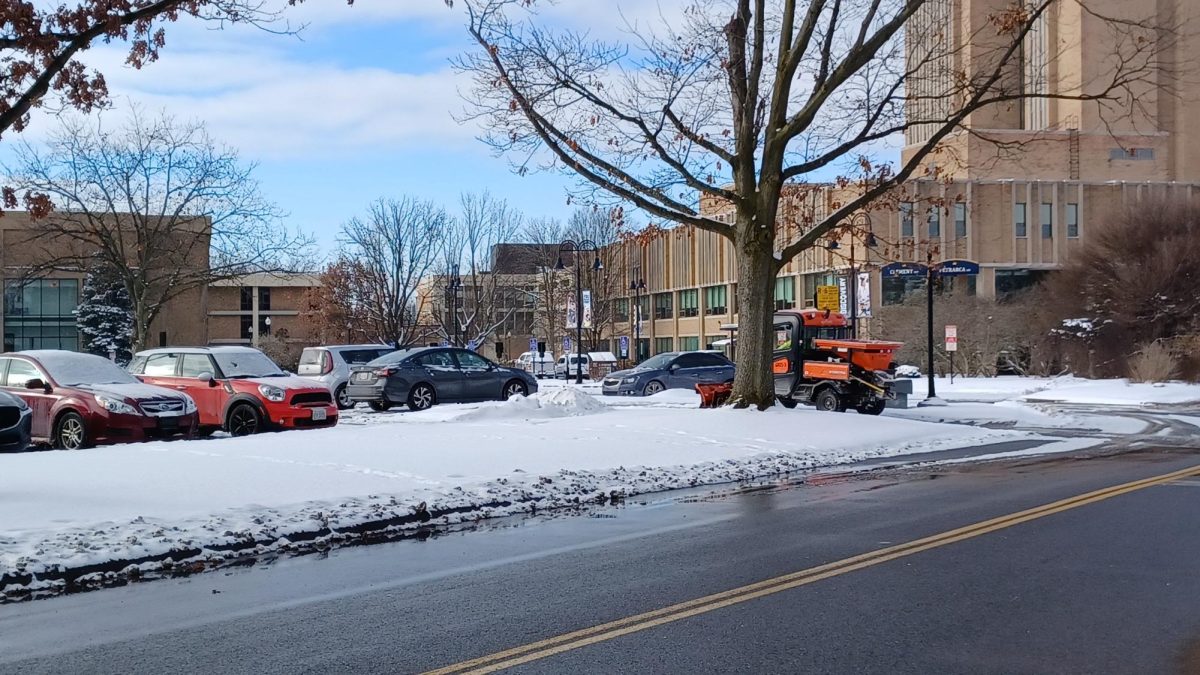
[696,382,733,408]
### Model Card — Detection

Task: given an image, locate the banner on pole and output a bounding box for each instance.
[581,290,593,329]
[856,272,872,318]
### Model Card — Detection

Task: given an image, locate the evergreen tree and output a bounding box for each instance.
[74,266,134,364]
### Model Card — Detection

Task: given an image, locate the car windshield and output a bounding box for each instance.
[35,352,139,386]
[367,349,416,366]
[213,351,286,378]
[342,348,396,364]
[638,353,678,370]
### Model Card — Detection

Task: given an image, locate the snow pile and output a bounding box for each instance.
[895,365,922,378]
[454,388,606,422]
[917,375,1200,406]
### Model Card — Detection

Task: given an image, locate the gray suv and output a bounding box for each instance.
[602,351,735,396]
[347,347,539,412]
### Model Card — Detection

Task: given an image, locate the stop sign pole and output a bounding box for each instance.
[945,324,958,384]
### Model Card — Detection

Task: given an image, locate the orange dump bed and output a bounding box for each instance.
[812,339,903,372]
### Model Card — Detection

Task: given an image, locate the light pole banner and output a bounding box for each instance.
[581,290,593,329]
[566,296,577,327]
[837,276,848,315]
[856,272,872,318]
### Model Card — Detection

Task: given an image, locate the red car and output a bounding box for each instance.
[129,346,338,436]
[0,350,199,450]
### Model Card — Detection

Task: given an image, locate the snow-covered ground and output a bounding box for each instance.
[1,388,1024,592]
[886,401,1148,434]
[910,375,1200,406]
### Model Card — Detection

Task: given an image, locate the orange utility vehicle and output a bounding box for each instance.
[772,310,902,414]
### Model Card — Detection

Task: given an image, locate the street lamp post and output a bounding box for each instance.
[446,264,462,347]
[555,239,602,385]
[826,213,877,339]
[629,278,646,363]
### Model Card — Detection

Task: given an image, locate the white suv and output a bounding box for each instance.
[297,345,399,409]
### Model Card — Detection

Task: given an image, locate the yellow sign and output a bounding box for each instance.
[815,285,840,311]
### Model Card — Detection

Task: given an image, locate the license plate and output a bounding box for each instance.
[157,416,180,429]
[311,408,327,421]
[354,372,372,382]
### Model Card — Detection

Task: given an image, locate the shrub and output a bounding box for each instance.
[1127,341,1178,383]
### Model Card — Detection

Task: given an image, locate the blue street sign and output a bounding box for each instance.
[529,337,538,353]
[618,335,629,358]
[881,262,929,278]
[935,259,981,276]
[563,336,572,353]
[467,340,477,351]
[440,340,449,347]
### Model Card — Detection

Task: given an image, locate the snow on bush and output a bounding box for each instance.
[895,365,921,378]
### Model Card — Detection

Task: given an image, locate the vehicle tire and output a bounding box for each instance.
[642,380,665,396]
[368,401,392,412]
[407,384,436,412]
[777,396,799,409]
[856,399,886,416]
[335,385,355,411]
[814,388,845,413]
[54,411,89,450]
[503,380,528,400]
[226,403,263,436]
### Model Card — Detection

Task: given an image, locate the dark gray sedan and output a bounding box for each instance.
[601,351,735,397]
[346,347,539,412]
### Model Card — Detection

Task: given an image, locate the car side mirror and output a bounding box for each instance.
[668,364,679,372]
[25,378,50,393]
[198,372,217,386]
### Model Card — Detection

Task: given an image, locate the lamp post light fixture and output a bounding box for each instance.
[555,239,602,384]
[826,212,876,338]
[629,278,646,363]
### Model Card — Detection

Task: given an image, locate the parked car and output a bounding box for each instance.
[515,350,555,379]
[296,344,399,410]
[554,353,591,380]
[601,351,735,397]
[0,390,32,451]
[347,347,538,412]
[129,346,337,436]
[0,350,197,450]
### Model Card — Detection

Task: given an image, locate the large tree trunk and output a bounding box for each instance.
[729,224,777,410]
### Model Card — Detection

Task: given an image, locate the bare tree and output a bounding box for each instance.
[6,109,311,350]
[0,0,296,151]
[339,196,449,347]
[565,207,623,351]
[457,0,1175,407]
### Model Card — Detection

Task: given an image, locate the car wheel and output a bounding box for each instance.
[855,399,886,416]
[777,396,799,409]
[814,388,845,413]
[368,401,392,412]
[335,385,355,411]
[226,403,262,436]
[642,380,665,396]
[504,380,528,399]
[54,411,88,450]
[408,384,436,412]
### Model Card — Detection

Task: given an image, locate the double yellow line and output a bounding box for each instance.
[425,463,1200,675]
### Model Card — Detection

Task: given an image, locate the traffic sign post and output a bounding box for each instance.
[945,325,958,383]
[528,337,538,354]
[815,285,840,311]
[618,335,629,360]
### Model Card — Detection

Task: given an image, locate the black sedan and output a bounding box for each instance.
[346,347,539,412]
[602,351,735,396]
[0,389,32,451]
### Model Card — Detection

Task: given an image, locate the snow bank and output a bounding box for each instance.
[0,405,1022,592]
[920,376,1200,406]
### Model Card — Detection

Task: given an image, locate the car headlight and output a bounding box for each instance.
[95,394,139,415]
[182,396,197,414]
[258,384,286,402]
[621,377,639,384]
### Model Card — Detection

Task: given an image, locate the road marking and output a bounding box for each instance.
[423,463,1200,675]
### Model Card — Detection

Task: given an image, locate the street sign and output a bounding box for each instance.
[467,340,477,351]
[945,325,958,352]
[440,340,449,347]
[936,259,980,276]
[618,335,629,358]
[562,336,571,353]
[816,285,840,311]
[528,337,538,354]
[880,262,928,278]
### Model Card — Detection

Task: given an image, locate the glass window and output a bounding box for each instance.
[240,315,253,339]
[414,350,456,369]
[455,350,492,371]
[258,316,272,336]
[654,337,674,354]
[240,287,253,311]
[900,202,914,238]
[1066,203,1079,238]
[679,336,700,351]
[341,349,395,365]
[774,277,795,310]
[614,298,629,322]
[634,296,650,322]
[258,287,271,312]
[996,269,1048,298]
[5,359,43,387]
[214,351,284,378]
[143,353,179,376]
[696,353,730,367]
[180,354,215,378]
[678,290,699,317]
[954,203,967,238]
[774,323,793,350]
[703,285,727,315]
[3,279,80,351]
[635,338,650,361]
[1014,203,1028,238]
[927,207,940,237]
[1041,203,1053,239]
[653,293,673,319]
[882,276,926,306]
[675,354,705,369]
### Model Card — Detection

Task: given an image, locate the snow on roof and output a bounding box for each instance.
[588,351,619,362]
[18,350,136,385]
[138,345,262,355]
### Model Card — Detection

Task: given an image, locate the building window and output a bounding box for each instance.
[635,296,650,323]
[703,285,727,315]
[1109,147,1154,160]
[678,289,699,317]
[774,277,796,310]
[927,207,940,238]
[258,316,272,336]
[258,287,271,312]
[954,203,967,238]
[1014,203,1027,238]
[653,292,673,320]
[995,269,1048,298]
[614,298,629,322]
[3,278,80,351]
[655,337,674,354]
[704,336,722,350]
[635,338,650,361]
[881,276,925,306]
[1066,203,1079,238]
[1040,203,1053,239]
[900,202,914,238]
[240,287,253,312]
[680,336,700,351]
[240,315,253,339]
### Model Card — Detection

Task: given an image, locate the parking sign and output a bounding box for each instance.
[618,335,629,358]
[562,336,571,353]
[529,337,537,353]
[945,325,958,352]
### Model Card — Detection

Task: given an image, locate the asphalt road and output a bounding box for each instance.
[3,448,1200,674]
